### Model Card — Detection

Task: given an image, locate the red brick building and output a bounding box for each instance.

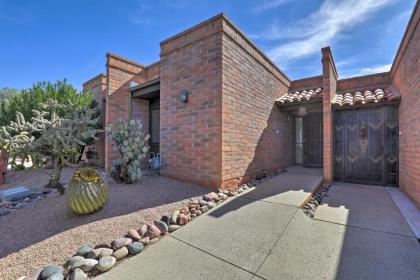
[83,3,420,206]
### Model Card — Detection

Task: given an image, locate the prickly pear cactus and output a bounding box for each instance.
[67,167,108,214]
[106,118,150,184]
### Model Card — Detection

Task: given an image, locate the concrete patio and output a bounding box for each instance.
[96,167,420,280]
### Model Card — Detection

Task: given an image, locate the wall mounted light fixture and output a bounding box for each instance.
[179,89,189,103]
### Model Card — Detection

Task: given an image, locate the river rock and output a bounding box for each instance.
[140,237,150,245]
[200,205,209,213]
[76,245,93,257]
[68,268,87,280]
[46,273,63,280]
[78,259,98,272]
[180,206,189,215]
[111,238,132,250]
[154,220,168,235]
[144,224,161,239]
[138,224,148,236]
[160,215,171,225]
[98,256,116,272]
[113,247,129,260]
[170,210,180,224]
[168,224,181,232]
[127,242,144,255]
[207,201,216,209]
[198,199,207,206]
[149,237,159,244]
[87,248,113,259]
[66,256,85,268]
[177,214,190,225]
[127,228,141,241]
[40,265,64,279]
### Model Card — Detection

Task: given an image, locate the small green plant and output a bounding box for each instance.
[106,118,150,184]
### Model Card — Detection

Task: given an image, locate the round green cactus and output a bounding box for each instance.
[67,168,108,214]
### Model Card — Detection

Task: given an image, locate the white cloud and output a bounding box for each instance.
[261,0,394,64]
[342,63,392,78]
[252,0,291,13]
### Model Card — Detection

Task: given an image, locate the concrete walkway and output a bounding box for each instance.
[96,169,420,280]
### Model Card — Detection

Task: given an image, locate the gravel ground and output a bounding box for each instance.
[0,168,209,280]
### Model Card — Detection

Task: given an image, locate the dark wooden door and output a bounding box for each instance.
[333,108,398,186]
[303,113,323,167]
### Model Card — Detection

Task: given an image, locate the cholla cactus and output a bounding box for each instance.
[29,100,100,193]
[106,118,150,184]
[1,99,101,193]
[0,112,37,169]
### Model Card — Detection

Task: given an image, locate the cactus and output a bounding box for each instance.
[67,167,108,214]
[0,99,101,192]
[106,118,150,184]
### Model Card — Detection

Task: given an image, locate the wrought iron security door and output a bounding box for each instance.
[333,107,398,186]
[303,113,323,167]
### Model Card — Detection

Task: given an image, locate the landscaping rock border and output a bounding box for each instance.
[17,170,287,280]
[301,183,331,218]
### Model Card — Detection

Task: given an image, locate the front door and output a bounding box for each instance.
[333,107,398,186]
[303,113,323,167]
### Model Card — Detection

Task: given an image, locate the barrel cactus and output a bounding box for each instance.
[106,118,150,184]
[67,167,108,214]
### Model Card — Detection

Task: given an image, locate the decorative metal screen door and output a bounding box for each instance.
[303,113,323,167]
[333,107,399,186]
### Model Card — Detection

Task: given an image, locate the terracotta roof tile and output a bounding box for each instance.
[332,87,400,107]
[276,87,322,105]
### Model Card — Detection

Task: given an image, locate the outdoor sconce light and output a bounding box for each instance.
[179,89,189,103]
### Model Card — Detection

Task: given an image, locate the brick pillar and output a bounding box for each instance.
[321,47,338,184]
[104,53,145,171]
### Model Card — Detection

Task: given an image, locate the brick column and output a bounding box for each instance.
[321,47,338,184]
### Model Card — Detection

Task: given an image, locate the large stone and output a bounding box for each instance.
[138,224,148,236]
[23,267,43,280]
[112,247,129,260]
[98,256,116,272]
[87,248,113,259]
[170,210,180,224]
[160,215,171,225]
[180,206,189,215]
[40,265,64,280]
[198,199,207,206]
[65,256,85,268]
[111,238,132,250]
[68,268,87,280]
[177,214,191,225]
[168,224,181,232]
[77,259,98,272]
[94,243,112,249]
[200,205,209,213]
[154,220,168,235]
[140,237,150,245]
[46,273,63,280]
[203,192,218,201]
[126,228,141,241]
[207,201,216,209]
[143,224,161,239]
[127,242,145,255]
[76,245,93,257]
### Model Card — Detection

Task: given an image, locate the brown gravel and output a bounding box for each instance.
[0,168,209,280]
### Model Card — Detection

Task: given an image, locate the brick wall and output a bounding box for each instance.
[159,15,224,188]
[83,74,106,167]
[220,18,292,188]
[337,72,389,92]
[390,1,420,206]
[321,47,338,184]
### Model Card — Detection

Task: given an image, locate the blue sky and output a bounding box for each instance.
[0,0,415,90]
